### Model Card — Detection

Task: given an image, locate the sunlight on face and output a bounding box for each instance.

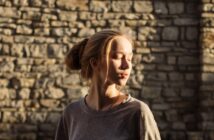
[103,36,133,86]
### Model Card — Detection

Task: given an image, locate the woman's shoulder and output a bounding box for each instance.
[129,96,153,116]
[62,98,84,116]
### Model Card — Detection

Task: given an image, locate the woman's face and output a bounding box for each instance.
[98,36,133,86]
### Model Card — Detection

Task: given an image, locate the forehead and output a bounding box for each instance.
[111,36,133,53]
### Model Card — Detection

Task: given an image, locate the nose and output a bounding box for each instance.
[121,57,130,70]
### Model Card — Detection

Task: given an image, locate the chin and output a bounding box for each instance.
[116,80,128,86]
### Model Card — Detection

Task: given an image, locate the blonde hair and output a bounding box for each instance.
[65,29,133,80]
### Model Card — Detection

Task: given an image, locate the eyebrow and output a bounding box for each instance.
[112,51,133,55]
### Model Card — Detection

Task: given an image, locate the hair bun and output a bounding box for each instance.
[65,38,88,70]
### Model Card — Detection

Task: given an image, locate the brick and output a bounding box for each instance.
[174,18,199,26]
[45,87,64,99]
[202,73,214,82]
[0,7,20,18]
[154,1,168,14]
[168,2,184,14]
[134,1,153,13]
[57,0,88,10]
[58,11,77,21]
[186,27,198,40]
[178,56,199,65]
[162,27,179,41]
[141,86,161,99]
[18,88,31,99]
[78,28,95,37]
[112,1,132,12]
[90,1,110,12]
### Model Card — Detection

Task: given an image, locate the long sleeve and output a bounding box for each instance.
[55,115,69,140]
[139,103,161,140]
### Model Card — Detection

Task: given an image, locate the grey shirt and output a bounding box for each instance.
[55,95,161,140]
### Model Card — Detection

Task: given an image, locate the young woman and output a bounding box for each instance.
[55,30,161,140]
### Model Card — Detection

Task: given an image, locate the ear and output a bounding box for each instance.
[90,58,98,69]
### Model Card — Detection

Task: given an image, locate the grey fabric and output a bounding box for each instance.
[55,95,161,140]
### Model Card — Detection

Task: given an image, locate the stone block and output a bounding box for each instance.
[22,10,41,20]
[29,44,47,58]
[46,112,61,123]
[3,112,27,123]
[178,56,199,65]
[169,72,184,81]
[203,55,214,64]
[0,61,14,72]
[45,87,64,99]
[11,44,24,57]
[19,78,35,88]
[50,28,64,36]
[17,133,37,140]
[43,0,55,7]
[1,44,10,55]
[34,28,50,36]
[141,86,161,99]
[187,132,203,140]
[162,27,179,41]
[13,0,28,6]
[57,0,88,10]
[18,88,30,99]
[201,122,214,130]
[151,47,171,53]
[134,1,153,13]
[152,104,170,110]
[0,79,8,87]
[79,12,96,20]
[0,124,11,131]
[202,73,214,82]
[90,1,110,12]
[135,47,151,54]
[112,1,132,12]
[166,110,178,121]
[154,1,168,14]
[62,74,80,85]
[163,88,178,97]
[58,11,77,21]
[27,112,47,124]
[152,54,166,64]
[14,36,34,43]
[168,2,184,14]
[41,14,57,21]
[186,27,198,40]
[138,27,156,41]
[1,35,13,43]
[0,7,20,18]
[157,65,174,71]
[174,18,199,26]
[13,124,37,132]
[202,65,214,72]
[172,122,186,130]
[47,44,65,58]
[146,72,167,81]
[40,99,60,108]
[67,88,84,99]
[180,88,195,97]
[28,0,42,6]
[78,28,95,37]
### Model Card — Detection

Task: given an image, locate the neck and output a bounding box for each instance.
[86,79,122,111]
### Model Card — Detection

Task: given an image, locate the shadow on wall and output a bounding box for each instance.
[128,1,201,140]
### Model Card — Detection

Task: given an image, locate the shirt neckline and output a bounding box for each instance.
[80,94,132,116]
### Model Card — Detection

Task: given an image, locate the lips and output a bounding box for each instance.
[118,73,129,78]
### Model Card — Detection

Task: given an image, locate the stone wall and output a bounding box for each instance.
[200,0,214,140]
[0,0,213,140]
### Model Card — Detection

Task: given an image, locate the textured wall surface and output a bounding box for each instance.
[0,0,213,140]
